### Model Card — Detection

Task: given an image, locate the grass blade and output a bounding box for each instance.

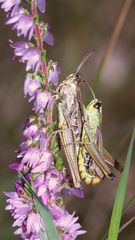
[108,127,135,240]
[101,188,135,240]
[18,172,61,240]
[34,194,61,240]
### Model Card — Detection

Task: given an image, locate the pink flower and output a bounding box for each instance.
[6,8,35,40]
[0,0,20,12]
[32,150,53,173]
[24,75,41,101]
[34,91,52,113]
[27,212,44,234]
[11,41,41,72]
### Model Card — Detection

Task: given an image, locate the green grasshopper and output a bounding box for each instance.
[78,92,123,185]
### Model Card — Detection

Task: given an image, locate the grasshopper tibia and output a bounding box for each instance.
[114,160,123,173]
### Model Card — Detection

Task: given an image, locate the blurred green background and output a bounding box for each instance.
[0,0,135,239]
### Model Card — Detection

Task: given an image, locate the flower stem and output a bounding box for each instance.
[31,0,49,85]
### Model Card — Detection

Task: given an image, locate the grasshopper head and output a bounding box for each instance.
[88,98,101,111]
[87,98,102,111]
[64,72,82,85]
[56,73,82,92]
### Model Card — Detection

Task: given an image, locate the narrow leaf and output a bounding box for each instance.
[34,194,61,240]
[108,127,135,240]
[101,187,135,240]
[40,230,48,240]
[18,172,61,240]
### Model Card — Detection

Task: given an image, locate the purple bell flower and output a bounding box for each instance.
[37,0,46,13]
[36,168,64,203]
[9,163,22,171]
[9,4,21,17]
[0,0,20,12]
[22,48,41,72]
[24,75,41,101]
[46,169,64,193]
[34,91,52,113]
[11,41,41,72]
[10,41,28,56]
[48,63,60,86]
[32,150,53,173]
[4,187,45,239]
[62,187,84,198]
[6,10,35,40]
[56,211,86,240]
[6,6,22,22]
[17,141,29,158]
[43,24,54,46]
[23,124,38,138]
[21,147,40,168]
[26,212,44,234]
[51,204,65,220]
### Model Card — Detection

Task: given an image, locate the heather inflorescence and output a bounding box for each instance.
[1,0,86,239]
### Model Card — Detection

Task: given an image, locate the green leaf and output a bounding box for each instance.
[108,127,135,240]
[18,172,61,240]
[34,194,61,240]
[40,230,48,240]
[101,192,135,240]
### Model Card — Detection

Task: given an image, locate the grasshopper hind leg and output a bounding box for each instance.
[114,161,123,173]
[103,148,123,173]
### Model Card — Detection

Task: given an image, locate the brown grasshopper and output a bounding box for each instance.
[56,73,83,188]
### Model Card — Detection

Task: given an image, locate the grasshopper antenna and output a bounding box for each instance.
[83,78,96,99]
[75,49,95,75]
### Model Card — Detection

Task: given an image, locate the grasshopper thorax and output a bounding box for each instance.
[86,98,102,130]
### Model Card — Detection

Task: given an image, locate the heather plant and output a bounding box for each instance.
[0,1,86,239]
[1,1,135,240]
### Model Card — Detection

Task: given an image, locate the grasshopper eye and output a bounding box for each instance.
[75,73,81,84]
[75,73,81,80]
[93,101,101,109]
[75,73,80,78]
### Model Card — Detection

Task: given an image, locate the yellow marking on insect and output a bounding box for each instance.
[92,177,101,185]
[80,171,87,180]
[79,170,101,185]
[78,155,84,165]
[78,164,85,172]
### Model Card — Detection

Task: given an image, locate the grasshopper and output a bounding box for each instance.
[57,78,122,187]
[78,92,123,185]
[56,52,122,188]
[56,73,83,188]
[56,52,96,188]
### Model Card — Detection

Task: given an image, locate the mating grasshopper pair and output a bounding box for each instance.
[56,67,122,188]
